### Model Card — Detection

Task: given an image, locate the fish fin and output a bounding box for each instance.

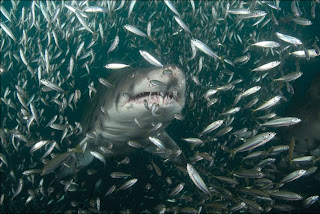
[275,182,284,189]
[147,36,158,46]
[250,109,257,114]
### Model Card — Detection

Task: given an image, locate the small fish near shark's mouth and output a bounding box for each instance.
[127,91,178,106]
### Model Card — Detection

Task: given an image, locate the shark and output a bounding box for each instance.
[63,64,187,175]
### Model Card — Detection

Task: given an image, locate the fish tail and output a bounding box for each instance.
[231,150,236,160]
[275,182,283,189]
[147,36,157,46]
[251,109,257,114]
[255,120,262,128]
[227,149,237,160]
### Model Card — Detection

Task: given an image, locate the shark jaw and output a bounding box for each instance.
[126,91,177,107]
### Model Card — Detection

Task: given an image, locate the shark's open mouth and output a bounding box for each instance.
[128,91,177,106]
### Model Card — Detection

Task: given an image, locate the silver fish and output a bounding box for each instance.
[252,41,280,48]
[252,61,281,72]
[228,8,251,15]
[213,175,239,185]
[104,63,130,70]
[276,32,302,45]
[0,153,8,168]
[290,49,319,58]
[149,137,165,150]
[187,164,210,195]
[174,16,191,34]
[253,96,281,112]
[0,5,11,22]
[292,17,312,26]
[303,195,319,207]
[150,80,166,87]
[75,10,93,34]
[110,172,131,178]
[105,185,116,196]
[274,71,303,82]
[239,10,267,19]
[233,169,264,178]
[139,50,163,67]
[191,39,220,60]
[270,191,303,201]
[42,141,57,159]
[107,35,119,55]
[261,117,301,127]
[292,156,314,163]
[30,140,49,154]
[128,0,136,18]
[40,80,65,93]
[84,6,108,13]
[151,161,162,176]
[170,183,185,196]
[182,138,203,145]
[200,120,224,136]
[124,24,147,37]
[220,107,241,116]
[98,77,114,88]
[11,178,23,200]
[279,169,306,185]
[0,22,17,42]
[164,0,180,17]
[118,178,138,190]
[233,132,276,155]
[90,151,106,166]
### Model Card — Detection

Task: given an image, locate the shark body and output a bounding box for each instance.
[68,65,187,174]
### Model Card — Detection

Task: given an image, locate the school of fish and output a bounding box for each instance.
[1,0,320,213]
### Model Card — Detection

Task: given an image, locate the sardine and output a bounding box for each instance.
[118,178,138,190]
[187,164,210,195]
[124,24,147,37]
[252,61,281,72]
[200,120,224,136]
[139,50,163,67]
[191,39,220,60]
[276,32,302,45]
[233,132,276,155]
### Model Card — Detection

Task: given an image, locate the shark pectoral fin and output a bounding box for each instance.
[144,132,187,171]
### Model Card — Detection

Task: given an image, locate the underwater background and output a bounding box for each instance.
[1,1,320,213]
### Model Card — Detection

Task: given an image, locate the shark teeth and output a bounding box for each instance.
[128,91,175,105]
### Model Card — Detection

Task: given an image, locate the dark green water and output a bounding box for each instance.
[1,1,320,213]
